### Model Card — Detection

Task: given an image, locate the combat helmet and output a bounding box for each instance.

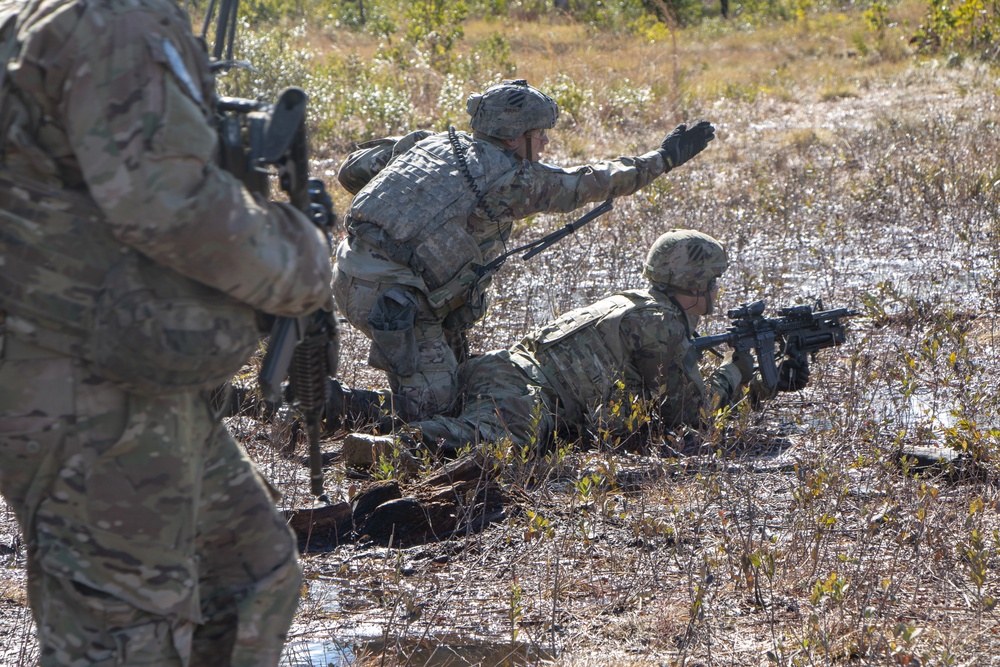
[466,79,559,141]
[644,229,728,296]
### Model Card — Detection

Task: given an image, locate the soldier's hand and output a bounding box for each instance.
[777,355,810,392]
[727,350,755,386]
[658,120,716,169]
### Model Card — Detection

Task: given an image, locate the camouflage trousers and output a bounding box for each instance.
[334,270,464,420]
[410,350,556,453]
[0,334,302,667]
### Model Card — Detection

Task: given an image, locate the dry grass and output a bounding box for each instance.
[3,2,1000,666]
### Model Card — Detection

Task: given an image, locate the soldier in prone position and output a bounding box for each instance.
[333,79,716,422]
[395,230,806,453]
[0,0,334,665]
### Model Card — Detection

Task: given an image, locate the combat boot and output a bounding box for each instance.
[325,379,406,434]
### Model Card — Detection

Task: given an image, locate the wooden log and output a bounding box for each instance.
[362,498,459,546]
[284,501,353,541]
[352,479,402,525]
[420,453,489,488]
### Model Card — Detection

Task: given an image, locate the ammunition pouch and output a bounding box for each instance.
[426,264,491,325]
[367,287,419,377]
[442,290,490,334]
[91,253,261,394]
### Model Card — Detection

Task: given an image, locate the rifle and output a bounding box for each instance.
[475,198,614,280]
[426,197,614,326]
[253,89,338,504]
[691,300,859,390]
[208,2,339,502]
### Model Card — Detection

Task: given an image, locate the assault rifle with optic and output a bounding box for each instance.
[691,300,859,390]
[205,0,338,502]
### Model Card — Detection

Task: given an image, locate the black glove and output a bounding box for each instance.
[658,120,716,169]
[777,355,810,392]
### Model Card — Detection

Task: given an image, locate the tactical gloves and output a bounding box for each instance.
[727,350,755,386]
[777,355,811,392]
[658,120,716,169]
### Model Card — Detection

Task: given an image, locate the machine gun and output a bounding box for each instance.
[691,300,859,390]
[206,0,339,502]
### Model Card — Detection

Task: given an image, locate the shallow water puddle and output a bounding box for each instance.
[282,580,555,666]
[282,634,553,667]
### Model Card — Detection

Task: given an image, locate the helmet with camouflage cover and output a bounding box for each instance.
[466,79,559,141]
[644,229,728,295]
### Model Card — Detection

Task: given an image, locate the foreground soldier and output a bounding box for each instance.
[400,230,805,452]
[334,79,716,421]
[0,0,334,665]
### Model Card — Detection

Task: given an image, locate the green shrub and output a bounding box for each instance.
[912,0,1000,60]
[597,78,655,128]
[542,72,594,127]
[309,58,416,147]
[216,20,314,100]
[404,0,469,71]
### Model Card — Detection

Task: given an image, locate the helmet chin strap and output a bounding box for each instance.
[656,283,714,314]
[524,133,534,162]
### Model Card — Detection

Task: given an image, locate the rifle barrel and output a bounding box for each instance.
[691,332,734,350]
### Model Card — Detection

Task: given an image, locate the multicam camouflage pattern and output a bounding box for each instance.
[412,349,555,452]
[0,168,263,394]
[643,229,729,294]
[514,291,661,425]
[0,0,332,319]
[0,336,302,666]
[409,289,746,452]
[466,79,559,141]
[0,0,333,663]
[347,131,520,293]
[335,131,668,419]
[335,271,461,419]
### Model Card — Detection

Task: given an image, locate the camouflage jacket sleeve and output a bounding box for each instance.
[481,150,668,219]
[621,306,744,427]
[19,0,332,317]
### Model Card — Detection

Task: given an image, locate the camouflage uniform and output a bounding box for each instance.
[411,289,745,451]
[0,0,333,665]
[334,130,671,420]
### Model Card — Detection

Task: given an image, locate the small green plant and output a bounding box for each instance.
[508,580,524,643]
[542,73,594,128]
[522,510,555,542]
[810,571,849,606]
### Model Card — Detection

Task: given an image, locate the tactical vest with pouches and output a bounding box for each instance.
[0,168,261,394]
[514,290,665,424]
[346,131,517,309]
